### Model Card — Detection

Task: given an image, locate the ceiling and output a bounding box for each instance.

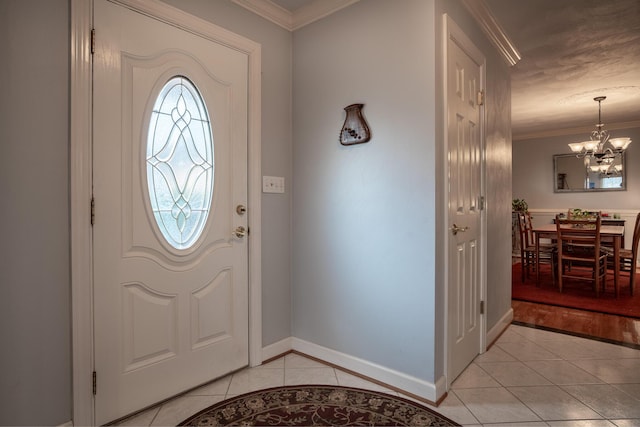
[267,0,640,140]
[485,0,640,140]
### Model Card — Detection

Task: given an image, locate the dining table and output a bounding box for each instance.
[533,223,626,297]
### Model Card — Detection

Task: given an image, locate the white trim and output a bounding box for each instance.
[231,0,292,31]
[434,375,447,401]
[221,0,267,371]
[262,337,293,361]
[247,40,263,370]
[478,46,488,359]
[441,13,450,398]
[231,0,360,31]
[291,338,438,402]
[514,120,640,141]
[58,421,74,427]
[70,1,94,426]
[462,0,521,66]
[71,1,262,424]
[486,308,513,346]
[111,0,261,53]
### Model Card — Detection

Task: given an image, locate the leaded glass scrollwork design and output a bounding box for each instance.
[147,76,214,249]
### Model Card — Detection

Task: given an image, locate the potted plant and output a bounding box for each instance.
[512,198,528,213]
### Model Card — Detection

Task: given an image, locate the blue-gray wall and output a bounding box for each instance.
[0,1,72,425]
[513,127,639,210]
[292,0,439,381]
[291,0,512,387]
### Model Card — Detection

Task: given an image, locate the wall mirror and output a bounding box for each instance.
[553,153,626,192]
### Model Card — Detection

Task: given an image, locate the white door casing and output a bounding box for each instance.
[444,14,486,386]
[91,0,260,423]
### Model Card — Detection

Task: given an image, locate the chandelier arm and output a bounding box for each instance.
[567,96,631,158]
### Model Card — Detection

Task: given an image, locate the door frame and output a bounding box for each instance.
[70,1,262,424]
[442,13,487,390]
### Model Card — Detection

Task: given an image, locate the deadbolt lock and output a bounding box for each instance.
[236,205,247,215]
[233,226,247,238]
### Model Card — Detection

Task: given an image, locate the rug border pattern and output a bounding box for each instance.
[178,384,459,426]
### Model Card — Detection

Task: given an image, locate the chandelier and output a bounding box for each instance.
[567,96,631,174]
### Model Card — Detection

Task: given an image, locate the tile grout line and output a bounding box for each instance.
[556,383,609,422]
[511,325,640,424]
[147,405,160,427]
[224,372,233,399]
[448,388,481,426]
[465,325,631,425]
[508,327,610,423]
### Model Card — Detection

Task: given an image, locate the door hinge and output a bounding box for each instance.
[92,371,97,395]
[480,300,485,315]
[479,196,485,211]
[477,90,484,106]
[91,29,95,54]
[91,196,95,226]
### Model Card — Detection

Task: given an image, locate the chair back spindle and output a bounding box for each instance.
[555,214,608,296]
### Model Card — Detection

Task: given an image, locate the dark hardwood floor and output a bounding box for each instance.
[511,253,640,348]
[512,300,640,348]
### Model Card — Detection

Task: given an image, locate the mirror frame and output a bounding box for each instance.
[553,153,626,193]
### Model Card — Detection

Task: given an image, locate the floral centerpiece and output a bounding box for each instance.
[569,208,599,220]
[568,208,599,228]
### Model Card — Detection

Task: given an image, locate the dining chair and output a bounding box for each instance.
[617,212,640,295]
[516,213,532,282]
[525,212,556,252]
[523,212,535,248]
[517,212,556,284]
[556,214,608,296]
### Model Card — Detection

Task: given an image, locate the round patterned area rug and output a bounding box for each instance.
[178,385,460,426]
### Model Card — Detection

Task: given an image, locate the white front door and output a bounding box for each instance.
[445,16,485,384]
[93,1,249,423]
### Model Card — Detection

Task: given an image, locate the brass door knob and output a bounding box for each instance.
[450,224,469,236]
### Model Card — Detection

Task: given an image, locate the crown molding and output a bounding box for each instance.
[292,0,360,30]
[232,0,293,30]
[514,120,640,141]
[232,0,360,31]
[462,0,521,66]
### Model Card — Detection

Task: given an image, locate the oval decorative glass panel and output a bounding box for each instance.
[146,76,214,250]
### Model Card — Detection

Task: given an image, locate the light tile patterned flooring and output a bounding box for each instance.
[116,324,640,426]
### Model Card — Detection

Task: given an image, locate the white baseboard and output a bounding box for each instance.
[261,337,293,361]
[291,337,438,402]
[487,308,513,346]
[434,374,447,400]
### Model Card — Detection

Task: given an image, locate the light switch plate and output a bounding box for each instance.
[263,176,285,193]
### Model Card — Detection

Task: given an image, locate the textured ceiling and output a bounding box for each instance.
[269,0,640,139]
[485,0,640,139]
